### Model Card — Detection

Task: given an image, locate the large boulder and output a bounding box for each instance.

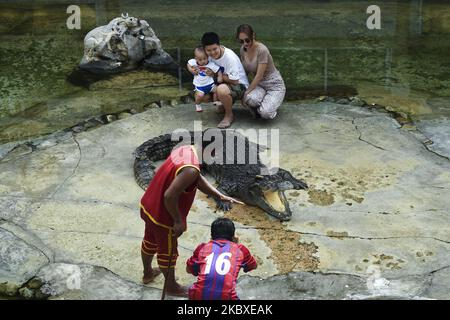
[79,13,173,73]
[35,263,162,300]
[0,227,49,296]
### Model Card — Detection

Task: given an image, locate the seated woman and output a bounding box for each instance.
[237,24,286,119]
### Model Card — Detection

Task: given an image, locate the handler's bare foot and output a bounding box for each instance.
[142,268,162,284]
[166,284,188,297]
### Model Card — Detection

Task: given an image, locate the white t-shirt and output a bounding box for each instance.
[188,59,220,87]
[210,46,249,88]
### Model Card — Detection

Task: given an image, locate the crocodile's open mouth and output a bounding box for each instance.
[263,190,286,212]
[258,190,291,221]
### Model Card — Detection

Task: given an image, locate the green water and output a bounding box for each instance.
[0,0,449,143]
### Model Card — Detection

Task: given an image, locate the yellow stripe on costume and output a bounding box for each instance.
[142,242,157,250]
[157,258,178,263]
[174,164,200,178]
[157,253,179,257]
[141,247,155,255]
[168,229,173,259]
[140,204,172,229]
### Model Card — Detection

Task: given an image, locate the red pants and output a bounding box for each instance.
[140,209,178,269]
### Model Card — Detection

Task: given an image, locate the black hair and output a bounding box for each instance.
[201,32,220,47]
[236,24,255,41]
[211,217,235,241]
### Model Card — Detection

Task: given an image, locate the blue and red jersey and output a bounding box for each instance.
[186,239,257,300]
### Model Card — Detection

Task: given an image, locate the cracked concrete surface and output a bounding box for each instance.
[1,102,449,299]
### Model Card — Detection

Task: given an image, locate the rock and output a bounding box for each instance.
[350,97,366,107]
[106,114,117,123]
[181,95,193,104]
[34,131,72,151]
[27,278,44,289]
[402,124,417,131]
[425,266,450,299]
[118,112,132,120]
[0,144,33,162]
[0,199,26,223]
[79,14,173,73]
[132,105,146,113]
[34,289,50,300]
[129,105,146,114]
[384,105,395,112]
[416,117,450,159]
[144,103,160,110]
[0,228,49,292]
[170,99,179,107]
[19,287,35,299]
[83,119,101,130]
[143,50,173,67]
[0,142,20,161]
[72,125,84,133]
[337,98,350,104]
[37,140,57,149]
[94,116,108,125]
[159,100,170,107]
[35,263,161,300]
[317,96,327,102]
[237,272,369,299]
[0,282,20,296]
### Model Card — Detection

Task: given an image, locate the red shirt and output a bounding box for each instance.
[140,145,200,228]
[186,239,257,300]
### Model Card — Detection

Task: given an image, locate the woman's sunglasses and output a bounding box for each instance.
[239,38,252,44]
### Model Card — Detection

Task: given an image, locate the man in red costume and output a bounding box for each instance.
[140,144,242,296]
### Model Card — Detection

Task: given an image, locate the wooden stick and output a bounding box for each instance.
[161,230,175,300]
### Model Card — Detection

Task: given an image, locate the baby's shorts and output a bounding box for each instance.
[195,83,216,95]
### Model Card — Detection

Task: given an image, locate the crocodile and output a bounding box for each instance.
[133,129,308,221]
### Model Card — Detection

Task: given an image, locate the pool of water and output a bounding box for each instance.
[0,0,449,144]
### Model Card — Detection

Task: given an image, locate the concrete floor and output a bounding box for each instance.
[1,101,449,299]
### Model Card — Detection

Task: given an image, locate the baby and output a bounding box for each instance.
[187,46,223,112]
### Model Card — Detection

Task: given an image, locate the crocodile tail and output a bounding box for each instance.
[133,133,173,190]
[134,157,154,190]
[133,132,196,190]
[133,133,173,161]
